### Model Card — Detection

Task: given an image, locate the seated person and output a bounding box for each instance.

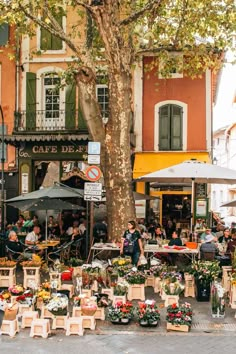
[226,230,236,256]
[6,231,23,258]
[25,225,42,245]
[154,226,166,241]
[218,227,231,244]
[200,234,218,258]
[168,231,182,246]
[200,228,216,243]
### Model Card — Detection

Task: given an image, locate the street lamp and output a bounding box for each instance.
[0,105,5,234]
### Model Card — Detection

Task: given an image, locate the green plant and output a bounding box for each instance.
[136,301,160,324]
[189,261,220,283]
[124,270,146,284]
[166,303,192,326]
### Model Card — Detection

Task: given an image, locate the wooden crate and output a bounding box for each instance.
[52,314,69,330]
[112,295,126,306]
[154,277,161,294]
[0,267,16,288]
[184,273,195,298]
[23,267,40,288]
[145,275,155,288]
[127,284,145,301]
[164,295,179,308]
[167,322,190,332]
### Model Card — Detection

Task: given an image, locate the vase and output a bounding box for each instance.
[195,279,211,302]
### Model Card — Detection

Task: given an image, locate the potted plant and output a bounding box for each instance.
[8,285,24,296]
[46,294,68,316]
[189,261,220,301]
[211,282,225,318]
[137,300,160,327]
[125,270,146,284]
[108,301,134,324]
[166,302,192,332]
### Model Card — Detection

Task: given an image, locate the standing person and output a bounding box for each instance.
[120,220,144,266]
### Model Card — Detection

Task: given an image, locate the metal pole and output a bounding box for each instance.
[0,105,5,234]
[85,201,89,260]
[190,178,195,232]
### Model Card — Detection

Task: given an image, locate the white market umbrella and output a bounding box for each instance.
[136,160,236,230]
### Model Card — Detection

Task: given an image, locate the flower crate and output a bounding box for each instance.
[164,295,179,308]
[184,273,195,298]
[21,311,39,328]
[52,314,69,330]
[40,305,54,319]
[145,275,155,288]
[154,277,161,294]
[166,322,190,332]
[230,284,236,309]
[66,317,84,336]
[81,315,96,330]
[112,295,126,306]
[222,266,232,293]
[72,306,82,317]
[23,267,40,289]
[18,304,33,315]
[1,319,19,337]
[81,289,92,298]
[94,307,105,321]
[49,271,62,289]
[101,288,114,300]
[0,267,16,288]
[127,284,145,301]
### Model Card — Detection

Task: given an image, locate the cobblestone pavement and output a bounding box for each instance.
[1,332,236,354]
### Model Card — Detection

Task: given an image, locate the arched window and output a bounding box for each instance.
[154,101,187,151]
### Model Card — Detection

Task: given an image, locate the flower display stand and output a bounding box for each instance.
[23,267,40,288]
[112,295,126,306]
[222,266,232,293]
[1,319,19,337]
[145,275,155,288]
[73,266,83,277]
[18,304,33,315]
[91,281,98,292]
[101,288,114,300]
[40,305,54,319]
[49,271,61,289]
[81,289,92,298]
[72,306,82,317]
[127,284,145,301]
[65,317,84,336]
[94,307,105,321]
[230,284,236,309]
[30,318,51,338]
[154,277,161,294]
[10,296,18,304]
[164,295,179,308]
[21,311,39,328]
[184,273,195,298]
[81,315,96,330]
[0,267,16,288]
[166,322,190,332]
[60,284,74,298]
[52,314,69,330]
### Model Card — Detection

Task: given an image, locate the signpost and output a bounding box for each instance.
[85,165,102,182]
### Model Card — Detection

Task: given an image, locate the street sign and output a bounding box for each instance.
[88,154,100,165]
[84,182,102,196]
[84,195,102,202]
[85,165,102,182]
[88,142,101,155]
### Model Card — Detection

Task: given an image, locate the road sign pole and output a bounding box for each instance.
[85,201,89,260]
[90,201,94,249]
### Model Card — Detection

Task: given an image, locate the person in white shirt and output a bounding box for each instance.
[78,219,86,236]
[25,225,41,245]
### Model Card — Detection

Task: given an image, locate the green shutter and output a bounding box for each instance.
[159,105,170,150]
[26,72,36,130]
[40,15,63,50]
[52,15,63,50]
[171,105,182,150]
[78,105,87,130]
[0,125,7,161]
[65,84,76,129]
[0,23,9,46]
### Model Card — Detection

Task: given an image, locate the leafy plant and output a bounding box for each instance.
[166,303,193,326]
[136,301,160,324]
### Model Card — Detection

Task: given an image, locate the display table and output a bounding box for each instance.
[90,243,120,260]
[144,245,199,262]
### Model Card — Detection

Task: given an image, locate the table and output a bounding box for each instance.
[37,241,60,250]
[90,243,120,260]
[144,245,199,262]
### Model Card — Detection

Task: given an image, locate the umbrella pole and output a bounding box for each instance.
[191,178,195,232]
[45,210,48,242]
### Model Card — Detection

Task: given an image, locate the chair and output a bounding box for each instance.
[5,245,25,262]
[70,238,83,259]
[47,240,74,264]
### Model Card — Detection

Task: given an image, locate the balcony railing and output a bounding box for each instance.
[14,110,88,133]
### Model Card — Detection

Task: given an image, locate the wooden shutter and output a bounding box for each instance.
[159,105,170,150]
[0,125,7,161]
[52,15,63,50]
[40,15,63,50]
[0,23,9,46]
[171,105,182,150]
[26,72,36,130]
[65,84,76,129]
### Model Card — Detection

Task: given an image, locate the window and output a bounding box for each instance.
[40,15,63,51]
[159,104,183,151]
[96,85,109,121]
[0,23,9,46]
[158,55,183,79]
[44,76,61,119]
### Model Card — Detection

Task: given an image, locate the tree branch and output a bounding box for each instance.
[173,0,189,47]
[119,0,163,26]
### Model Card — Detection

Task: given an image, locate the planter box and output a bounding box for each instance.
[112,295,126,306]
[167,322,190,332]
[18,304,33,315]
[23,267,40,288]
[127,284,145,301]
[94,307,105,321]
[0,267,16,288]
[184,273,195,298]
[101,288,114,300]
[73,266,83,277]
[164,295,179,307]
[49,272,62,289]
[52,314,69,330]
[230,284,236,309]
[145,275,155,288]
[72,306,82,317]
[81,289,92,298]
[154,277,161,294]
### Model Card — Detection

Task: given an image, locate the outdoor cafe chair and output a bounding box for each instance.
[47,240,74,264]
[70,237,84,259]
[5,245,27,262]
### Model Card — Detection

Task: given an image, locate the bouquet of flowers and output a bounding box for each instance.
[149,265,164,277]
[0,290,11,311]
[116,264,133,277]
[160,271,182,283]
[0,258,16,268]
[166,303,193,327]
[136,300,160,326]
[9,285,24,296]
[189,261,220,283]
[211,282,225,318]
[113,280,129,296]
[112,257,132,267]
[36,289,51,303]
[124,269,146,284]
[108,301,134,322]
[162,282,184,295]
[46,294,68,316]
[16,292,34,306]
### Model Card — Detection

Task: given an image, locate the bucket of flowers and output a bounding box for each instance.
[166,302,193,332]
[16,292,34,306]
[36,289,51,304]
[9,285,24,296]
[211,282,225,318]
[108,301,134,324]
[124,270,146,285]
[46,294,68,316]
[188,261,220,302]
[113,280,129,296]
[136,300,160,327]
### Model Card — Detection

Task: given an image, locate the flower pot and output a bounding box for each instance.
[164,295,179,307]
[167,322,190,332]
[120,318,130,324]
[139,320,148,326]
[195,279,211,302]
[111,318,120,324]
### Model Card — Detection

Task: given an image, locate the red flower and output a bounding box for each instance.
[171,303,177,309]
